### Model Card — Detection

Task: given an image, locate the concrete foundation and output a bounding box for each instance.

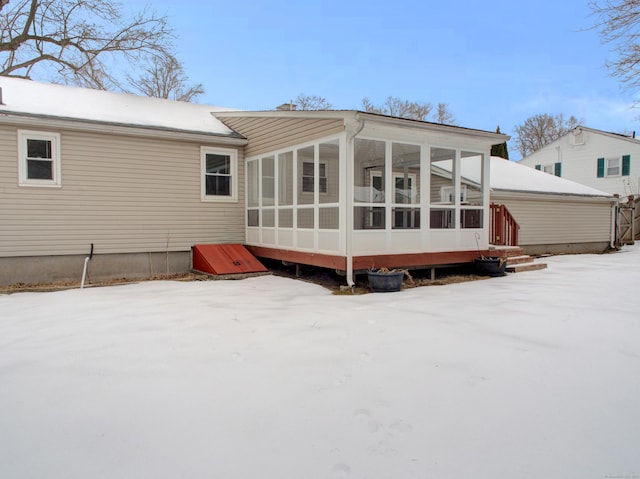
[520,242,613,256]
[0,251,192,287]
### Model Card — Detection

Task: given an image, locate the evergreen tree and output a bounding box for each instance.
[490,126,509,159]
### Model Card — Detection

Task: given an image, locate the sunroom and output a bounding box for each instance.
[214,111,508,285]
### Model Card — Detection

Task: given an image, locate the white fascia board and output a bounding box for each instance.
[492,189,617,202]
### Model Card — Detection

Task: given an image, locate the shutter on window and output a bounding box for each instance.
[535,164,541,170]
[597,157,605,178]
[622,155,631,176]
[554,162,562,177]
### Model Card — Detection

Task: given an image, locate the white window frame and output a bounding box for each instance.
[201,146,238,202]
[440,185,467,203]
[543,164,554,175]
[301,160,328,194]
[606,157,621,177]
[18,130,62,188]
[392,172,417,204]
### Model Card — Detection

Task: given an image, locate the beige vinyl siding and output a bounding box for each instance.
[0,126,245,257]
[492,192,613,245]
[219,117,344,158]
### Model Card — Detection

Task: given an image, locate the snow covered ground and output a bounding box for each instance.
[1,247,639,479]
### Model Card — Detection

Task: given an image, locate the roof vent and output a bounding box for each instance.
[572,127,584,145]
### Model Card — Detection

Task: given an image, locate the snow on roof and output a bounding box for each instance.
[490,157,613,196]
[0,76,238,137]
[436,156,613,197]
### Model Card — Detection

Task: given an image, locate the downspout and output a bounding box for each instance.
[345,114,366,287]
[80,243,94,289]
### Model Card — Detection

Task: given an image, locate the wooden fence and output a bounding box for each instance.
[617,195,640,245]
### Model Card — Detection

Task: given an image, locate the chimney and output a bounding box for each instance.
[276,101,297,111]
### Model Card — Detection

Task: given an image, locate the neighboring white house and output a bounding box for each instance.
[518,126,640,197]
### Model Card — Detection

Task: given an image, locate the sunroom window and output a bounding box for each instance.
[392,142,420,229]
[430,147,456,229]
[459,151,484,229]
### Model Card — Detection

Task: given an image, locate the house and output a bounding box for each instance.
[0,77,248,286]
[1,77,613,288]
[1,77,517,287]
[518,126,640,197]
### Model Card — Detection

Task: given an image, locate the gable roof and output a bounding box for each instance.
[214,109,510,143]
[0,76,243,139]
[436,156,613,197]
[575,125,639,144]
[523,125,640,160]
[488,156,613,196]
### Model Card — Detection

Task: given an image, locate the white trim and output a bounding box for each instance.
[201,146,238,202]
[17,130,62,188]
[301,160,328,194]
[606,157,621,177]
[392,171,418,204]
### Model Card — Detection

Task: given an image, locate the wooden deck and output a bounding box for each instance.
[246,245,524,274]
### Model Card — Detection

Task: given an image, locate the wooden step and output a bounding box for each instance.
[489,246,523,258]
[505,255,534,265]
[506,262,548,273]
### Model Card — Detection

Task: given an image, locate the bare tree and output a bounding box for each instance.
[590,0,640,96]
[129,54,204,102]
[295,93,332,110]
[434,102,456,125]
[0,0,173,90]
[513,113,580,158]
[361,96,433,121]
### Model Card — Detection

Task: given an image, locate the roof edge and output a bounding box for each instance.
[0,111,248,145]
[214,109,510,141]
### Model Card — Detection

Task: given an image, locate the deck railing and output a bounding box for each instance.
[490,203,520,246]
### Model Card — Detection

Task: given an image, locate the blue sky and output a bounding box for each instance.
[124,0,638,158]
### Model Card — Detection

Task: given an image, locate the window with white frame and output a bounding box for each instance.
[18,130,61,187]
[606,157,621,177]
[597,156,630,178]
[302,161,327,193]
[440,185,467,203]
[201,147,238,202]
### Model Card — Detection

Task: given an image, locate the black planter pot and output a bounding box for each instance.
[367,270,404,292]
[473,257,507,277]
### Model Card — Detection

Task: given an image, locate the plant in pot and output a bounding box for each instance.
[367,267,413,292]
[473,232,507,277]
[473,255,507,277]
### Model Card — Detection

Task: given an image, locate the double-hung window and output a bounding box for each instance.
[18,130,61,187]
[201,147,238,202]
[597,156,630,178]
[302,161,327,194]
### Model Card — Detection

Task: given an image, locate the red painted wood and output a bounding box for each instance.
[192,244,268,275]
[490,203,520,246]
[246,245,515,273]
